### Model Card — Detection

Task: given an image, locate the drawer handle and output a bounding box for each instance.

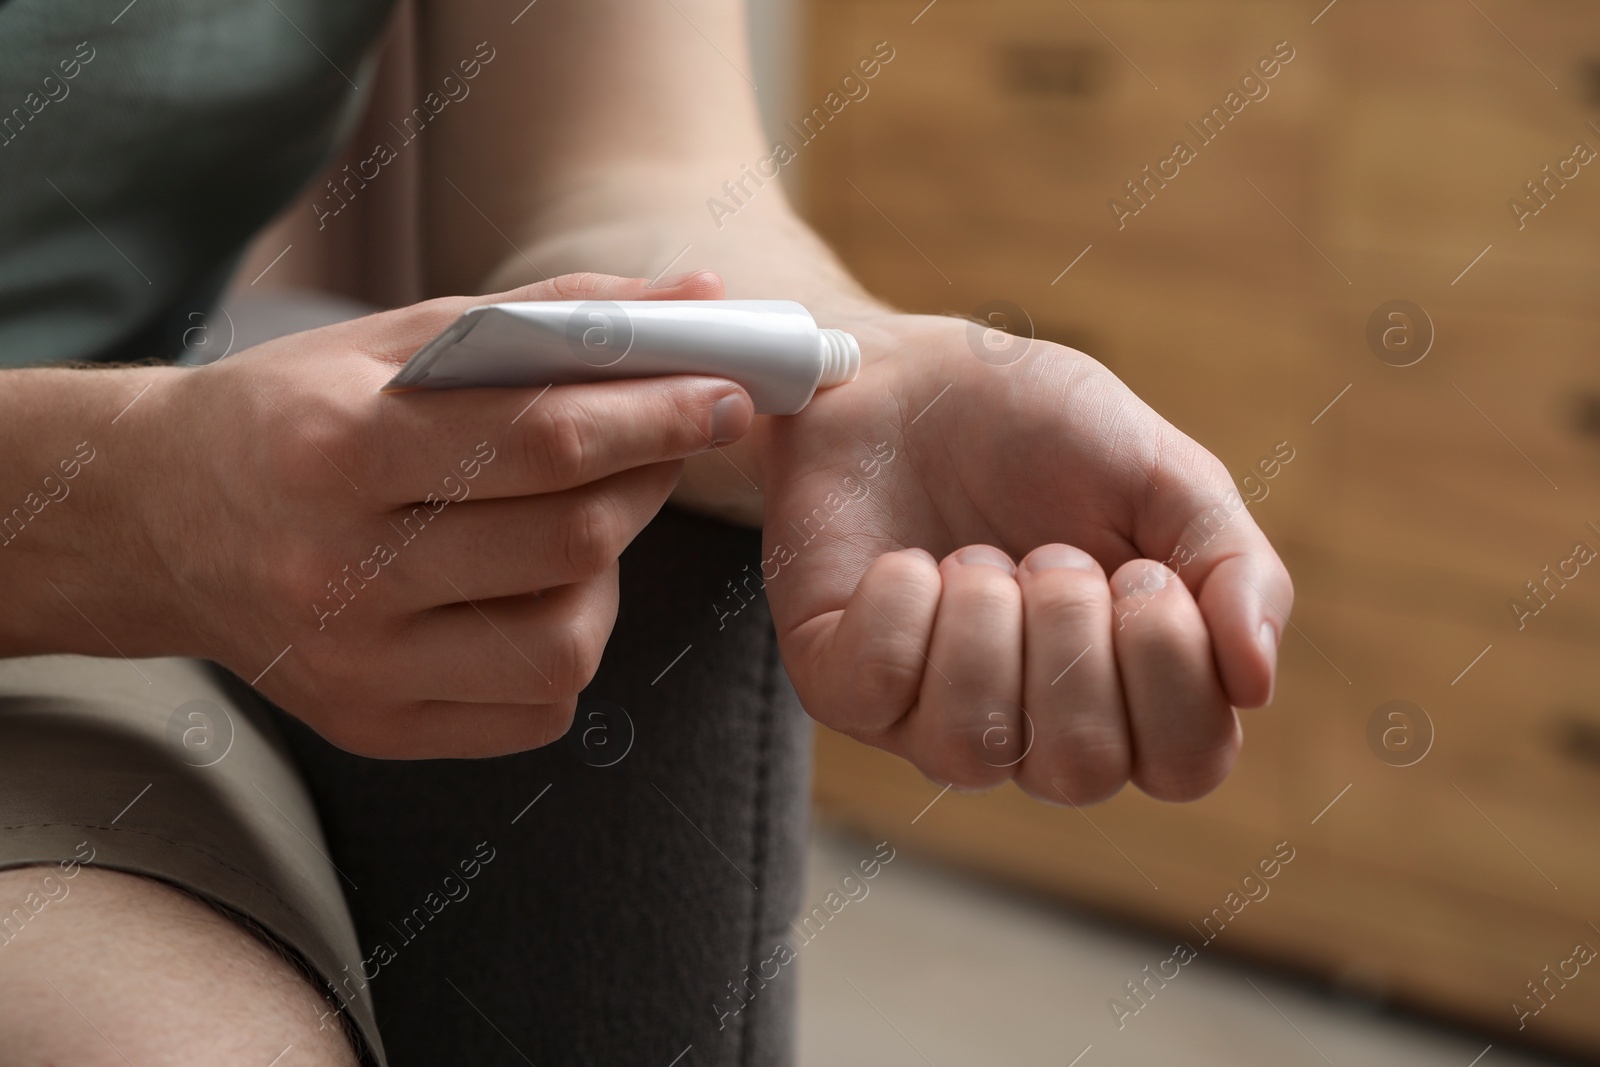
[1553,714,1600,770]
[997,43,1109,98]
[1571,391,1600,440]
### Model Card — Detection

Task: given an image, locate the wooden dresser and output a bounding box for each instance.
[799,0,1600,1055]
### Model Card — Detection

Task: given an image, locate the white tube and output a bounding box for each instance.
[383,299,861,415]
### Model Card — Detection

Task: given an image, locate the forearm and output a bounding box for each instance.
[483,163,887,317]
[422,0,897,525]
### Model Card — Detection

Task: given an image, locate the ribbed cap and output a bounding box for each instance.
[817,329,861,388]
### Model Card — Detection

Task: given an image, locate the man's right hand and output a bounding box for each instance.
[0,271,751,758]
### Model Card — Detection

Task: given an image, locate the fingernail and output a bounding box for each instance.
[650,270,709,290]
[1258,619,1280,652]
[956,545,1015,572]
[1258,620,1280,705]
[1023,544,1096,573]
[709,392,751,445]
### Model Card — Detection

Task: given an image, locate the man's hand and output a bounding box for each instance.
[3,272,752,758]
[751,311,1293,804]
[411,0,1289,799]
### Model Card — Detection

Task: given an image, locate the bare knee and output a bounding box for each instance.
[0,866,360,1066]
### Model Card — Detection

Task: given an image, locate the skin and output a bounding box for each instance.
[751,310,1281,802]
[424,0,1294,801]
[0,5,1292,781]
[0,272,752,759]
[0,868,360,1066]
[0,2,1292,1059]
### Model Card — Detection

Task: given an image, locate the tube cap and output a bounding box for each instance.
[817,329,861,388]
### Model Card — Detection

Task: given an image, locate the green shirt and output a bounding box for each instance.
[0,0,393,366]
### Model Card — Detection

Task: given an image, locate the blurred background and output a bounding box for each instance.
[774,2,1600,1064]
[239,1,1600,1063]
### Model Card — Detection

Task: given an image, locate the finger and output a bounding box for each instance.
[365,372,751,504]
[1135,454,1294,709]
[1198,544,1291,707]
[1012,545,1129,806]
[351,270,747,502]
[390,568,618,705]
[363,270,729,369]
[893,545,1024,790]
[783,547,942,739]
[387,460,681,604]
[1110,559,1239,801]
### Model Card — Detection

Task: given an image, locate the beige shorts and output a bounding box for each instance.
[0,654,385,1065]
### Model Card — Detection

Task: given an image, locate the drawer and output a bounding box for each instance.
[1315,245,1600,331]
[802,2,1600,1056]
[1322,88,1600,270]
[1323,0,1600,268]
[1281,594,1600,892]
[806,0,1327,259]
[812,600,1600,1053]
[811,702,1302,911]
[1338,0,1600,107]
[1288,303,1600,610]
[811,190,1332,306]
[1281,478,1600,649]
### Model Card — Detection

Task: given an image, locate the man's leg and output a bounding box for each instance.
[0,655,387,1065]
[0,867,358,1065]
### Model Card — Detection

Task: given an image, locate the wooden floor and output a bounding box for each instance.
[797,825,1578,1067]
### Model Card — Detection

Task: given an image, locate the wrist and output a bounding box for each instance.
[0,364,188,657]
[475,173,901,526]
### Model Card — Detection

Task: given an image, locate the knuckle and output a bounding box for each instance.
[297,405,364,479]
[528,401,596,487]
[1111,558,1169,593]
[259,408,367,496]
[299,638,370,698]
[547,272,612,302]
[398,296,473,344]
[276,543,336,612]
[919,721,1014,791]
[1028,576,1107,620]
[1137,736,1240,802]
[556,494,619,578]
[311,712,381,757]
[950,575,1023,618]
[255,421,315,488]
[535,697,580,744]
[851,643,925,718]
[299,689,394,757]
[396,295,459,322]
[1111,575,1180,630]
[1202,452,1236,490]
[1023,738,1130,806]
[942,762,1011,792]
[1276,568,1297,614]
[545,619,605,699]
[1024,773,1125,808]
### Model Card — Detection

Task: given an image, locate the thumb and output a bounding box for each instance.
[369,271,728,367]
[1135,461,1294,710]
[497,269,726,304]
